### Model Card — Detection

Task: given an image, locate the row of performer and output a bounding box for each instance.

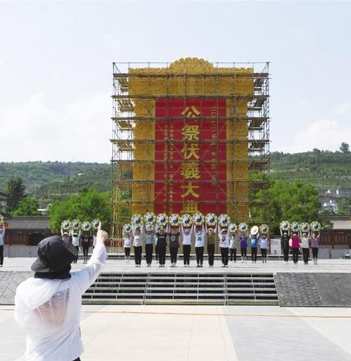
[122,224,320,267]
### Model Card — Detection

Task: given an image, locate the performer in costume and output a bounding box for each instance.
[169,226,180,267]
[194,225,205,267]
[70,230,81,264]
[229,230,237,263]
[181,224,193,267]
[290,232,300,264]
[144,224,155,267]
[206,225,217,268]
[281,231,290,265]
[249,226,259,263]
[0,222,5,267]
[156,227,168,267]
[259,234,268,263]
[132,226,143,267]
[311,232,319,265]
[123,230,132,263]
[218,227,229,268]
[300,232,310,265]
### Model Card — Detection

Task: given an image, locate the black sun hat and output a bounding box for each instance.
[31,236,78,273]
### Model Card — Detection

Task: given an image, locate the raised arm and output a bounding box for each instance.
[72,223,108,294]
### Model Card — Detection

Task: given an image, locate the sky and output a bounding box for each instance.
[0,0,350,163]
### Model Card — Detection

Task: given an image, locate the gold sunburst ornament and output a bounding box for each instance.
[218,214,230,227]
[81,221,91,232]
[169,214,180,226]
[228,223,237,233]
[238,223,248,233]
[310,221,321,232]
[192,212,204,226]
[61,220,71,231]
[131,214,143,226]
[72,219,81,232]
[123,223,132,233]
[91,219,100,230]
[205,213,217,226]
[181,214,192,227]
[144,212,156,224]
[156,213,168,227]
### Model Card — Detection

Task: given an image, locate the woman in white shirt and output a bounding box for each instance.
[194,225,205,268]
[218,227,229,268]
[132,226,143,267]
[15,224,108,361]
[181,224,193,267]
[123,231,132,263]
[70,230,81,263]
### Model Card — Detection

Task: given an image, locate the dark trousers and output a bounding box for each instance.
[312,247,318,258]
[155,244,159,261]
[134,246,142,265]
[170,247,178,264]
[207,244,215,266]
[221,247,229,265]
[145,244,153,265]
[183,244,191,265]
[195,246,204,265]
[82,244,89,258]
[158,246,166,265]
[302,248,309,263]
[125,247,131,257]
[261,248,267,258]
[292,248,299,263]
[230,248,237,262]
[0,245,3,265]
[74,246,79,263]
[241,247,247,257]
[251,247,257,262]
[283,248,289,262]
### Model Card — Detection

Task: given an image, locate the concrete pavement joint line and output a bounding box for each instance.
[3,307,351,319]
[219,306,239,361]
[2,307,351,319]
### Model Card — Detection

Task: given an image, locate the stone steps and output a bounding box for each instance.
[83,272,279,305]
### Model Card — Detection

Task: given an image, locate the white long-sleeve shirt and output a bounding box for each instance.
[181,225,193,246]
[70,230,81,247]
[194,226,205,248]
[0,225,5,246]
[14,243,107,361]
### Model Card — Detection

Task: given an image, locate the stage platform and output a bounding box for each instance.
[1,258,351,307]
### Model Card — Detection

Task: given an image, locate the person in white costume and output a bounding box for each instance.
[14,223,108,361]
[0,222,5,267]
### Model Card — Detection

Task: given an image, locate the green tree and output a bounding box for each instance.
[6,176,26,212]
[252,179,321,234]
[339,142,350,154]
[49,189,112,232]
[12,196,41,216]
[337,197,351,215]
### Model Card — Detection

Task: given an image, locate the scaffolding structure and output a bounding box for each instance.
[111,58,270,238]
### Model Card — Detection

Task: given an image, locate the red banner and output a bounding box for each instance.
[155,98,227,214]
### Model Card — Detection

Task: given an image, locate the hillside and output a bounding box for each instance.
[270,150,351,192]
[0,162,111,205]
[0,149,350,207]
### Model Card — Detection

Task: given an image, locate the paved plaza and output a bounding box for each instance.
[1,304,351,361]
[1,257,351,360]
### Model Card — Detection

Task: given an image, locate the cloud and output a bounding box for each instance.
[274,119,351,153]
[0,92,111,162]
[335,100,351,115]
